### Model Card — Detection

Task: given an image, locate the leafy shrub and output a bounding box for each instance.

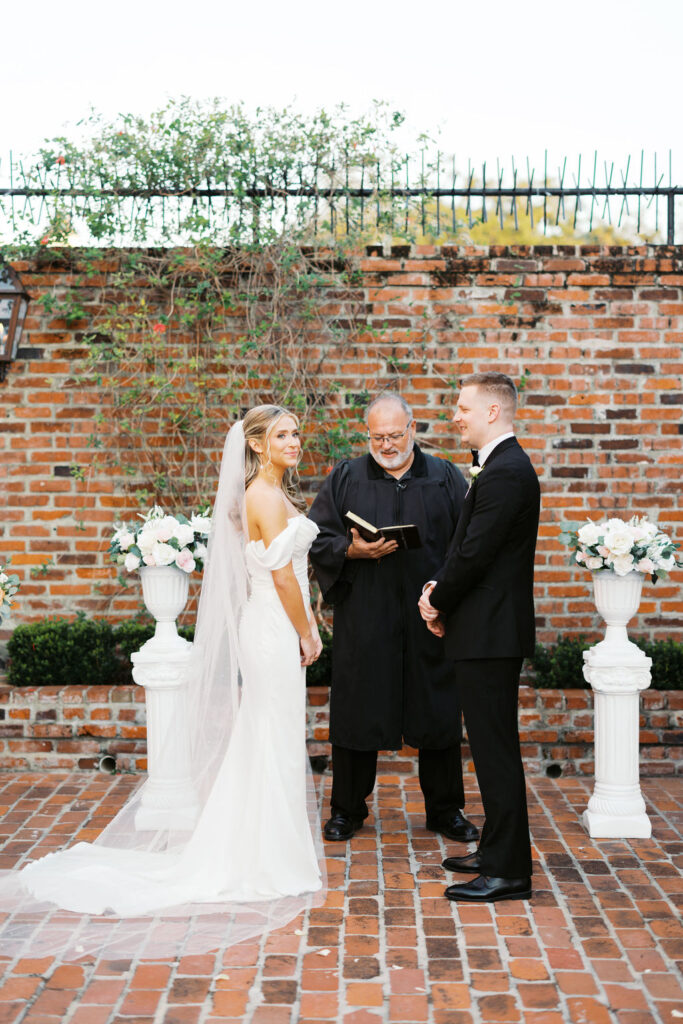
[7,616,118,688]
[7,617,195,687]
[6,617,680,690]
[636,638,683,691]
[528,636,682,690]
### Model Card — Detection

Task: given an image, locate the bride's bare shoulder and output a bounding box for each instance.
[245,479,287,513]
[245,480,288,541]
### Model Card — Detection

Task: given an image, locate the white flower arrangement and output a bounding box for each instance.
[560,515,682,583]
[110,506,212,575]
[0,559,20,627]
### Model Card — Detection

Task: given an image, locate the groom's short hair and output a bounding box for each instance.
[461,372,517,416]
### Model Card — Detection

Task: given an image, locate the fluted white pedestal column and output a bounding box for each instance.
[132,566,199,832]
[582,571,652,839]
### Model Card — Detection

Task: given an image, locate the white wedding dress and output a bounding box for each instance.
[0,515,324,959]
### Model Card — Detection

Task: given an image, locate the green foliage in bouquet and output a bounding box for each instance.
[0,560,20,628]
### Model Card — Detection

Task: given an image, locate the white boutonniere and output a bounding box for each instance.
[468,466,483,479]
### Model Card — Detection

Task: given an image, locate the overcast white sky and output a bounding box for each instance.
[2,0,681,184]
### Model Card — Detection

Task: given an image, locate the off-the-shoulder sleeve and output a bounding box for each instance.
[248,518,318,571]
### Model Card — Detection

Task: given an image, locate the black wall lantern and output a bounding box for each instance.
[0,263,30,382]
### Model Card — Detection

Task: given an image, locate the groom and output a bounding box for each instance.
[418,372,540,903]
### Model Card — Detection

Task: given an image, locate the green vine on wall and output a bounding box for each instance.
[2,102,427,509]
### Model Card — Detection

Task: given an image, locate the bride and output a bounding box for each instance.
[0,406,327,959]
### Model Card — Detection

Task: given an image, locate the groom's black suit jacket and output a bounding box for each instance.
[429,436,540,661]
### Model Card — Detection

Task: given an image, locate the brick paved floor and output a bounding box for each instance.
[0,770,680,1024]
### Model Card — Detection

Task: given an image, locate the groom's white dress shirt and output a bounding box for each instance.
[475,431,515,467]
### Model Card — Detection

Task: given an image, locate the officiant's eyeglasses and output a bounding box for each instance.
[367,420,413,445]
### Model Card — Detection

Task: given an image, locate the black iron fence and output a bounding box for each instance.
[1,150,680,245]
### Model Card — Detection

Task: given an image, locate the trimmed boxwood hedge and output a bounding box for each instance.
[6,615,193,688]
[527,636,683,690]
[3,617,681,690]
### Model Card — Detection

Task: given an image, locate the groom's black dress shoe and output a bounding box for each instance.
[323,813,363,842]
[442,850,483,874]
[445,874,532,903]
[426,809,479,843]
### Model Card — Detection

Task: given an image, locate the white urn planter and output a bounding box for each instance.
[582,571,652,839]
[132,565,199,831]
[139,565,191,652]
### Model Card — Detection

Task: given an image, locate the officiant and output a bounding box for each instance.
[309,393,476,843]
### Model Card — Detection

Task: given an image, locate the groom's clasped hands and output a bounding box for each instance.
[417,583,444,637]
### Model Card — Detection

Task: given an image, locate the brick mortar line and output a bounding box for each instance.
[243,920,271,1021]
[640,780,683,987]
[372,781,389,1024]
[335,806,355,1023]
[287,772,330,1024]
[405,776,438,1024]
[532,777,662,1022]
[526,778,610,1023]
[587,774,683,1014]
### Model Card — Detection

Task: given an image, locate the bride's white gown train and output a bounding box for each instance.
[0,515,324,957]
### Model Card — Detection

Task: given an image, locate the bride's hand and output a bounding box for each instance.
[300,631,322,666]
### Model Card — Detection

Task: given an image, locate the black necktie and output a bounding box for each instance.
[470,450,480,467]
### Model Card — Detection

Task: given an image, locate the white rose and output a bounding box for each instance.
[115,528,136,552]
[138,528,157,556]
[142,553,156,566]
[611,554,635,576]
[585,556,604,570]
[154,516,178,543]
[657,554,676,571]
[575,551,586,563]
[175,548,196,573]
[636,557,655,574]
[0,573,7,584]
[630,525,648,543]
[124,551,141,571]
[194,542,207,561]
[173,523,195,548]
[577,522,602,547]
[603,526,635,557]
[151,541,177,566]
[190,514,212,535]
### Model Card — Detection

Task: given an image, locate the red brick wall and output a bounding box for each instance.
[0,684,679,777]
[2,244,682,646]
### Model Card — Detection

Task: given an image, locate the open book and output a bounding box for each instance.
[344,511,422,550]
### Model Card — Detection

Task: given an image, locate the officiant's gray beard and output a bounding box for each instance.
[371,438,415,470]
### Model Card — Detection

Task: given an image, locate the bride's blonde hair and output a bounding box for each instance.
[243,405,307,512]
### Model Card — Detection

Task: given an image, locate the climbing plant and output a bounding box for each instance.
[2,101,420,508]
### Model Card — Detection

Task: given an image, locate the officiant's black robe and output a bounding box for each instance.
[308,445,467,751]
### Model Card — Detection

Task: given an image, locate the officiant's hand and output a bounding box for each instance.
[346,527,399,560]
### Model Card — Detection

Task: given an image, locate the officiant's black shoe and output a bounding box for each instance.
[445,875,532,903]
[323,813,363,842]
[426,810,479,843]
[442,850,483,874]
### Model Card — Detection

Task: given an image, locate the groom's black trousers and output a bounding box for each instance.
[454,657,532,878]
[331,743,465,822]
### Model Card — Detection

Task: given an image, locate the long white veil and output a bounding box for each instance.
[0,421,327,961]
